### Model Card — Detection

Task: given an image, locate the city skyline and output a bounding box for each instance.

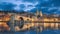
[0,0,60,34]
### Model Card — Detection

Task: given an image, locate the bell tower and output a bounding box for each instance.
[36,10,39,16]
[40,11,43,17]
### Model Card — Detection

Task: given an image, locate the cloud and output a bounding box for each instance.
[0,2,16,11]
[48,7,57,11]
[0,0,60,14]
[12,1,38,11]
[24,6,36,11]
[0,0,39,11]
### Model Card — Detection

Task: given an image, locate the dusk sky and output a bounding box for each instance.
[0,0,60,14]
[0,0,60,34]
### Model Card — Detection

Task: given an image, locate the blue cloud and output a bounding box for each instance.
[0,0,39,11]
[0,0,60,14]
[16,0,38,3]
[0,2,16,11]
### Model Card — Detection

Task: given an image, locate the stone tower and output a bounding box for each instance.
[40,11,43,17]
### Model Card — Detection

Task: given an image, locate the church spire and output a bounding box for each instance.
[40,10,43,17]
[36,9,39,16]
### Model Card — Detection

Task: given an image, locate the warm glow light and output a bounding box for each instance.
[55,23,58,29]
[44,23,50,27]
[0,12,60,31]
[0,23,2,24]
[51,23,55,28]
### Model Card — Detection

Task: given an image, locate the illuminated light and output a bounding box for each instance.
[8,13,12,16]
[31,19,34,21]
[0,12,60,31]
[0,15,10,21]
[55,18,58,21]
[51,23,55,28]
[0,23,2,24]
[22,24,30,29]
[31,23,34,27]
[44,19,49,21]
[15,15,20,20]
[15,26,20,31]
[55,23,58,29]
[44,19,54,21]
[44,23,50,28]
[0,22,10,31]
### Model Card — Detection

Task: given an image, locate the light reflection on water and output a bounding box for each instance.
[0,22,60,34]
[0,29,60,34]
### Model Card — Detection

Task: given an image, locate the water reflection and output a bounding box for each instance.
[0,12,60,34]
